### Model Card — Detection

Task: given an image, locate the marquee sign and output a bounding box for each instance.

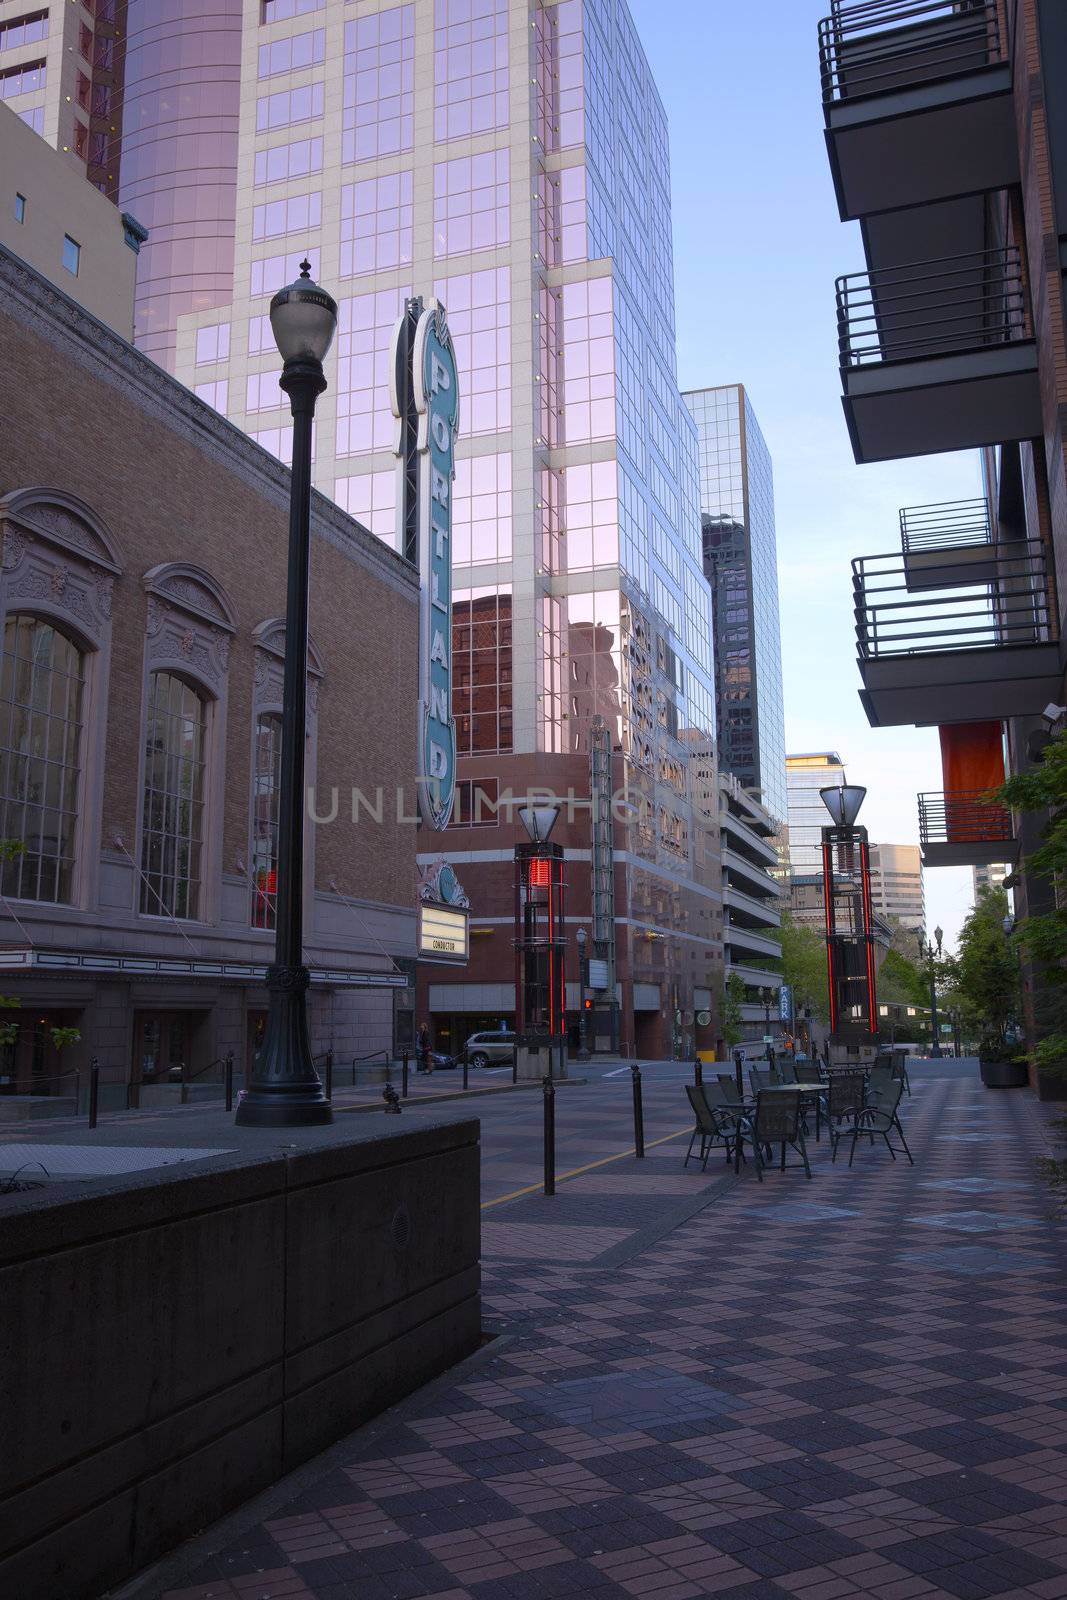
[390,297,459,832]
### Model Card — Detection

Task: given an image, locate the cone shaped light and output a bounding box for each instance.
[820,784,866,827]
[518,804,560,844]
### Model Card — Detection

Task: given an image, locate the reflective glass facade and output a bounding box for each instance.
[155,0,720,1054]
[684,384,788,826]
[786,751,845,872]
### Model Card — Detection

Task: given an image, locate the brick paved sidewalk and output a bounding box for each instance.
[136,1069,1067,1600]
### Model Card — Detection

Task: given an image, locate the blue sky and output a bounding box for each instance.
[629,0,980,947]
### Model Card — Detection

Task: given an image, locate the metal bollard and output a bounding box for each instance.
[512,1042,518,1084]
[733,1048,744,1100]
[225,1050,234,1113]
[542,1074,556,1194]
[324,1049,333,1102]
[402,1050,409,1098]
[383,1082,402,1114]
[694,1055,703,1087]
[631,1062,645,1158]
[88,1057,99,1130]
[462,1047,469,1091]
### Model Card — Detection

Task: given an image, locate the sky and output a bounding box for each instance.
[627,0,981,951]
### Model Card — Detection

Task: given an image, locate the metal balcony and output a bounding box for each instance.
[837,247,1041,463]
[853,539,1062,726]
[918,789,1019,867]
[900,497,996,589]
[820,0,1017,220]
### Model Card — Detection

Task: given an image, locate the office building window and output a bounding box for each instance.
[251,712,281,928]
[62,236,80,276]
[13,193,25,223]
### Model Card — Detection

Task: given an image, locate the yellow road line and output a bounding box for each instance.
[480,1126,690,1210]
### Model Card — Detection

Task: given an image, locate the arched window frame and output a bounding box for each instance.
[249,618,323,932]
[136,564,236,925]
[0,489,121,910]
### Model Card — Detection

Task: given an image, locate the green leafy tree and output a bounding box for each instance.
[721,971,746,1049]
[940,886,1020,1058]
[999,728,1067,1075]
[877,947,928,1008]
[777,912,829,1023]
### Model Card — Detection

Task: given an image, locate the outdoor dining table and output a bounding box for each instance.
[728,1083,824,1173]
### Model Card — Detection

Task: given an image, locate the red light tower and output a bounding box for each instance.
[820,784,878,1051]
[514,804,567,1079]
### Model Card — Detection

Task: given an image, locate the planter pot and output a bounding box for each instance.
[979,1058,1028,1089]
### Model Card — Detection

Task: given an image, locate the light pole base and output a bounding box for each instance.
[235,1088,332,1127]
[236,963,333,1127]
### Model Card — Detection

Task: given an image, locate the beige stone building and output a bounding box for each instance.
[0,104,141,337]
[0,242,419,1109]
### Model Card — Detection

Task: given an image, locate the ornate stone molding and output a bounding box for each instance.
[251,617,324,716]
[0,490,123,649]
[141,564,235,691]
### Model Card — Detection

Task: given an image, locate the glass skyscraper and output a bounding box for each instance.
[786,751,846,871]
[100,0,721,1057]
[683,384,788,826]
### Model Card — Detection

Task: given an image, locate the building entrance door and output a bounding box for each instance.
[133,1012,189,1091]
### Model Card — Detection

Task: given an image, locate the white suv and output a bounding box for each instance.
[464,1031,516,1067]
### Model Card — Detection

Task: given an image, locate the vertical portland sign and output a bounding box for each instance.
[390,297,459,830]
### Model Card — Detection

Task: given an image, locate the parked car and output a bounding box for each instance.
[463,1031,516,1068]
[427,1050,456,1071]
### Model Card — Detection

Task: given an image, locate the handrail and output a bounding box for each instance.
[852,539,1055,659]
[918,790,1014,846]
[900,498,992,554]
[837,246,1030,368]
[820,0,1002,105]
[347,1049,392,1089]
[0,1068,80,1097]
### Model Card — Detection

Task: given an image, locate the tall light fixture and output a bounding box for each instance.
[237,261,337,1127]
[514,801,566,1080]
[820,778,877,1050]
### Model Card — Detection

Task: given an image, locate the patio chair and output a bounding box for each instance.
[794,1060,824,1139]
[778,1059,798,1084]
[749,1065,779,1098]
[684,1084,742,1171]
[741,1089,811,1181]
[847,1077,913,1168]
[716,1073,746,1109]
[824,1070,868,1163]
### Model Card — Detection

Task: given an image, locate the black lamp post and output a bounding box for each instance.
[760,985,773,1061]
[236,260,337,1127]
[916,925,944,1060]
[576,925,591,1061]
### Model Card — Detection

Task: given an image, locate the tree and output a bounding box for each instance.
[999,727,1067,1074]
[877,947,928,1008]
[941,886,1020,1055]
[721,971,746,1048]
[777,913,829,1023]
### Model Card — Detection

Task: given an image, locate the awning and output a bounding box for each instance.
[0,949,408,987]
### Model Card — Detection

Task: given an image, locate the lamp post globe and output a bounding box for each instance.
[236,260,337,1127]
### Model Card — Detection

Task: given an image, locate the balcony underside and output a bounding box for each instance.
[921,835,1020,868]
[859,642,1064,727]
[826,65,1017,220]
[842,344,1041,464]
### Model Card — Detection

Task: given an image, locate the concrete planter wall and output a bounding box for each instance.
[0,1118,481,1600]
[979,1058,1029,1088]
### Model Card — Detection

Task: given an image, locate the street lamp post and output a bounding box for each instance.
[236,260,337,1128]
[916,925,944,1060]
[576,926,590,1061]
[760,985,773,1061]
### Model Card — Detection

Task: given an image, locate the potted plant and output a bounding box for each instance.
[978,1032,1028,1089]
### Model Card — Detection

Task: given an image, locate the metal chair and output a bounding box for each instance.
[848,1077,913,1167]
[793,1060,824,1140]
[684,1084,742,1171]
[825,1070,868,1162]
[749,1065,779,1098]
[716,1073,746,1109]
[778,1058,798,1084]
[741,1089,811,1181]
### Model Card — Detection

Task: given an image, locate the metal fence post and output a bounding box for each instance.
[734,1048,744,1100]
[180,1061,189,1106]
[542,1073,555,1194]
[402,1050,409,1098]
[512,1041,518,1084]
[88,1057,99,1130]
[631,1062,645,1158]
[225,1050,234,1113]
[462,1047,469,1091]
[693,1055,702,1087]
[324,1049,333,1102]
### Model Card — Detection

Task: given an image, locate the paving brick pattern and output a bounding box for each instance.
[154,1071,1067,1600]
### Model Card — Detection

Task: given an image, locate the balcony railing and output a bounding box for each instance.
[918,790,1013,848]
[900,498,991,555]
[837,246,1030,369]
[819,0,1003,105]
[854,540,1055,659]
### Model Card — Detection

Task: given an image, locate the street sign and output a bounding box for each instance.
[587,957,609,989]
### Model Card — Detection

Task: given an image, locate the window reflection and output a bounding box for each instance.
[452,589,511,755]
[433,0,508,143]
[335,285,411,456]
[340,174,412,276]
[453,455,512,565]
[433,268,510,436]
[343,6,413,163]
[433,150,508,257]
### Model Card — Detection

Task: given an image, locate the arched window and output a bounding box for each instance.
[251,711,282,929]
[0,615,85,903]
[140,672,206,919]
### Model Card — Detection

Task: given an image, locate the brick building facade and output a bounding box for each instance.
[0,242,419,1109]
